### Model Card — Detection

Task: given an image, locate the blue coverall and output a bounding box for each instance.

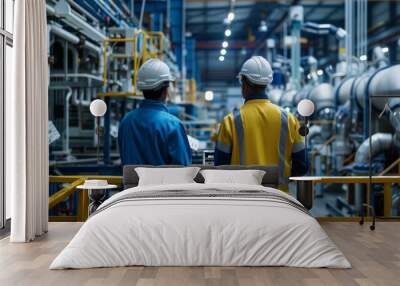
[118,99,192,166]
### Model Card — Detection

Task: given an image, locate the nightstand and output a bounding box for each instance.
[77,181,117,215]
[289,177,320,210]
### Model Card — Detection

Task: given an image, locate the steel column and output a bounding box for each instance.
[170,0,183,68]
[103,97,111,164]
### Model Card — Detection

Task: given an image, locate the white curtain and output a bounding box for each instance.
[7,0,49,242]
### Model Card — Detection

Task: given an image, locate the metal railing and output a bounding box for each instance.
[49,174,400,222]
[378,157,400,176]
[49,176,122,222]
[307,176,400,218]
[100,31,165,97]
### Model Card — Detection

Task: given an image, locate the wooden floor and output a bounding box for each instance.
[0,222,399,286]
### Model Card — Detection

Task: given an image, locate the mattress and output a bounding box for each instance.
[50,183,351,269]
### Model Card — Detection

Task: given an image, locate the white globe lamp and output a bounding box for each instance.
[297,99,314,117]
[296,99,315,176]
[90,99,107,164]
[90,99,107,117]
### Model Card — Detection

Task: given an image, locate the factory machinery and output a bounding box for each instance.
[268,4,400,217]
[47,0,216,217]
[47,0,213,171]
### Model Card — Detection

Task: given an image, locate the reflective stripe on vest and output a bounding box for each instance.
[233,109,245,164]
[278,110,289,185]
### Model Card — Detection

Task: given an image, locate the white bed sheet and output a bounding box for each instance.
[50,183,351,269]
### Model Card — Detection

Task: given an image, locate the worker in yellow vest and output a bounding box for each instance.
[214,56,308,191]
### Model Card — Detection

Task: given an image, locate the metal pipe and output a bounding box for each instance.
[65,89,72,153]
[46,4,55,15]
[302,22,346,39]
[334,102,352,169]
[48,24,80,44]
[64,41,69,79]
[336,65,400,112]
[166,0,171,30]
[54,0,106,42]
[308,83,335,113]
[355,133,393,163]
[68,0,99,26]
[48,86,73,154]
[138,0,147,30]
[85,41,102,55]
[290,16,301,89]
[72,88,91,106]
[84,41,104,76]
[50,73,103,82]
[181,0,187,97]
[372,46,389,68]
[308,125,322,143]
[130,0,134,20]
[48,25,103,77]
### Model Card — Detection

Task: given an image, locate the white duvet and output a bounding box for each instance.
[50,183,351,269]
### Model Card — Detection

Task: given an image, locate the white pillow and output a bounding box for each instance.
[135,167,200,186]
[200,169,266,185]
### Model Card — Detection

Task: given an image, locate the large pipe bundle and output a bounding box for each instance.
[336,65,400,111]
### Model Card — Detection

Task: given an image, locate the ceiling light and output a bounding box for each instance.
[222,41,228,48]
[317,69,323,76]
[205,90,214,101]
[219,56,225,62]
[382,46,389,53]
[258,20,268,32]
[220,49,227,55]
[227,12,235,22]
[225,29,232,37]
[360,55,367,61]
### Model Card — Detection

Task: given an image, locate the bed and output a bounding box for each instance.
[50,165,351,269]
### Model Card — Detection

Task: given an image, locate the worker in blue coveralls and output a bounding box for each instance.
[118,58,192,166]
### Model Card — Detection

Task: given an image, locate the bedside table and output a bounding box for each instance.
[77,183,118,215]
[289,177,320,210]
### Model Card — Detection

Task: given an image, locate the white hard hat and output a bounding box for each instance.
[137,58,174,91]
[238,56,273,86]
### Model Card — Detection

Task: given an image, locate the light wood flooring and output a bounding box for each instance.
[0,222,399,286]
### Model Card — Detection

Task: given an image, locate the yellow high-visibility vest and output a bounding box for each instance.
[216,99,305,191]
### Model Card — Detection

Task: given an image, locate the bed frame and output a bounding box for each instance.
[123,165,279,189]
[122,165,313,209]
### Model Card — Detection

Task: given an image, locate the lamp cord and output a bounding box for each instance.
[96,117,100,165]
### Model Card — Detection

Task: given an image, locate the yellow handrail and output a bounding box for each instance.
[102,31,166,96]
[293,176,400,217]
[49,175,122,184]
[379,157,400,176]
[49,178,85,209]
[49,175,123,221]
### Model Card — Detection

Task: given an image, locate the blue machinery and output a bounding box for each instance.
[47,0,201,173]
